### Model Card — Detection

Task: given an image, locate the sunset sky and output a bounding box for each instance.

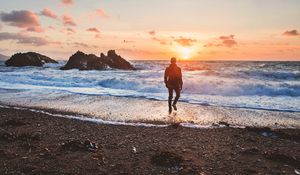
[0,0,300,60]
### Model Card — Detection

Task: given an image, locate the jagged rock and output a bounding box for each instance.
[99,50,135,70]
[61,50,135,70]
[61,51,107,70]
[5,52,58,67]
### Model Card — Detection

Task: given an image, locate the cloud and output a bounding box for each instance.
[174,37,197,47]
[283,29,299,36]
[0,10,41,31]
[66,28,75,33]
[70,42,98,48]
[61,27,76,35]
[148,30,156,36]
[72,42,88,48]
[123,40,135,43]
[219,35,237,47]
[26,26,44,33]
[87,27,100,33]
[152,37,169,45]
[147,31,171,45]
[48,26,55,30]
[95,34,101,39]
[147,30,171,45]
[62,14,76,26]
[203,43,222,47]
[118,48,169,58]
[96,9,109,18]
[40,8,58,19]
[204,35,237,48]
[61,0,73,5]
[0,32,56,46]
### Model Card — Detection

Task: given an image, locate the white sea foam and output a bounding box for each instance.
[0,89,299,128]
[0,61,300,128]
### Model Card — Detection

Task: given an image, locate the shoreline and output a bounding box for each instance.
[1,105,300,174]
[1,90,300,128]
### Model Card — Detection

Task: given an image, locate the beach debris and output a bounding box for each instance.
[246,127,300,142]
[151,151,183,168]
[61,139,98,152]
[218,121,230,127]
[132,146,137,153]
[211,121,230,128]
[241,148,260,155]
[246,127,278,138]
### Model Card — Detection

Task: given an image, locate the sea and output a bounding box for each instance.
[0,60,299,128]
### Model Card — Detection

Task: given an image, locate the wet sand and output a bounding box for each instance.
[0,106,300,175]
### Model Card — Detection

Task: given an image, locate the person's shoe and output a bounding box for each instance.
[172,104,177,111]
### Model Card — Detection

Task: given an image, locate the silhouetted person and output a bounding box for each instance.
[164,57,183,114]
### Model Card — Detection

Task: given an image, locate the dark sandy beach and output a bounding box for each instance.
[0,106,300,175]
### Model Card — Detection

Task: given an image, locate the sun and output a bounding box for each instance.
[180,47,193,59]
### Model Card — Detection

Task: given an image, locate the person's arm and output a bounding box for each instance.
[179,68,183,90]
[164,68,168,87]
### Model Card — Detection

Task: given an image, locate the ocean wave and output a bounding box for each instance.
[0,61,299,112]
[238,71,300,80]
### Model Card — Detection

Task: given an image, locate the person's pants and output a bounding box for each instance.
[168,87,180,108]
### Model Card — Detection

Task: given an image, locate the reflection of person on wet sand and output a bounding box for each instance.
[164,57,183,114]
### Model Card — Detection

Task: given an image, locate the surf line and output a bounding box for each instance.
[0,104,242,129]
[0,104,170,128]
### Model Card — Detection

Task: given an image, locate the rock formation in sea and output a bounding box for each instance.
[5,52,58,67]
[60,51,107,70]
[61,50,135,70]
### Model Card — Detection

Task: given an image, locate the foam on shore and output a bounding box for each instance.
[0,89,299,128]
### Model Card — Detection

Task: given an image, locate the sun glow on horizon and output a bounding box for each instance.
[176,46,198,60]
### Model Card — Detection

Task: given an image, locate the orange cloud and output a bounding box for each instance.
[48,26,55,30]
[0,10,43,33]
[26,26,44,33]
[61,27,76,35]
[123,40,135,44]
[152,37,169,45]
[0,10,39,27]
[40,8,58,19]
[87,27,100,33]
[61,0,73,5]
[96,9,109,18]
[0,32,59,46]
[204,35,237,48]
[119,48,170,59]
[148,30,156,36]
[147,31,170,45]
[95,34,101,39]
[70,42,98,48]
[219,35,237,47]
[62,14,76,26]
[283,29,299,36]
[174,37,197,47]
